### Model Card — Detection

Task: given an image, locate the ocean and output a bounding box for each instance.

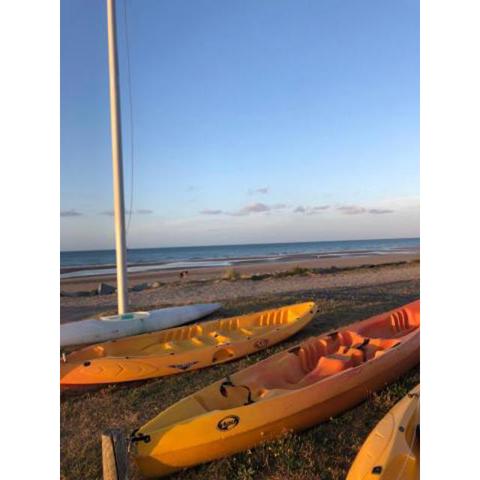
[61,238,419,278]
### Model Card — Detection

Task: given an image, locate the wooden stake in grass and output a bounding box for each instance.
[102,429,128,480]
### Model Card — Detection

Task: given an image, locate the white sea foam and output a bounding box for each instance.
[60,260,234,279]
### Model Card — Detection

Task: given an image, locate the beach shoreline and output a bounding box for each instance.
[60,238,420,275]
[61,251,418,286]
[60,252,419,324]
[60,247,418,275]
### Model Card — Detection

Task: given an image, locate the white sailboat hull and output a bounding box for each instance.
[60,303,221,347]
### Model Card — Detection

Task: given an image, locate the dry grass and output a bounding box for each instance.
[246,259,417,283]
[274,266,310,278]
[61,278,419,480]
[223,268,241,281]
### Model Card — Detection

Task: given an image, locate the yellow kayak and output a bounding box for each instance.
[347,384,420,480]
[130,301,419,477]
[61,302,317,385]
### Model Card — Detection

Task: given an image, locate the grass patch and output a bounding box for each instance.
[310,260,417,275]
[274,266,310,278]
[223,268,241,281]
[247,259,419,283]
[250,273,271,281]
[61,279,419,479]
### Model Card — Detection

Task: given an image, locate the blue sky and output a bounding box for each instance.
[61,0,419,251]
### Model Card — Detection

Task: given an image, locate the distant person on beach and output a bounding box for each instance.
[180,270,189,279]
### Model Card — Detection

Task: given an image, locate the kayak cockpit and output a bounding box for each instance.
[195,314,418,411]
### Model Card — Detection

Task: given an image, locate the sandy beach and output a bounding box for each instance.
[60,252,419,323]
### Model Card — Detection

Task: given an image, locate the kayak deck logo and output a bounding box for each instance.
[217,415,240,431]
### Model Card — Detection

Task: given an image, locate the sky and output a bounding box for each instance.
[61,0,419,251]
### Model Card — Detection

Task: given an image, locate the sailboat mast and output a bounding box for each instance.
[106,0,129,314]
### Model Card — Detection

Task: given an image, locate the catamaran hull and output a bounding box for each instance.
[60,303,221,347]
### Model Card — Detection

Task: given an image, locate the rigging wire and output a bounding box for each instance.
[123,0,135,240]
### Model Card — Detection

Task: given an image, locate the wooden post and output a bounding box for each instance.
[101,429,128,480]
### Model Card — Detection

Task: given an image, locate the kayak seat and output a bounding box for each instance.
[338,346,364,366]
[297,331,367,373]
[251,352,356,398]
[256,309,290,327]
[236,353,308,399]
[357,307,419,339]
[260,344,361,390]
[390,310,409,333]
[298,340,328,372]
[240,332,402,398]
[244,340,389,398]
[338,330,367,347]
[369,338,400,350]
[316,354,354,375]
[217,317,241,331]
[295,353,355,387]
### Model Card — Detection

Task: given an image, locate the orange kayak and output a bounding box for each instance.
[61,302,317,386]
[132,300,420,478]
[347,384,420,480]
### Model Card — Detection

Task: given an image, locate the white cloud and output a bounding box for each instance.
[248,187,269,195]
[200,209,224,215]
[61,209,82,217]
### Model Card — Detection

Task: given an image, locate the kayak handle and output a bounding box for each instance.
[220,375,254,405]
[129,428,151,448]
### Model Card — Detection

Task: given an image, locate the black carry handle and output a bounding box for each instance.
[128,428,151,447]
[351,337,370,360]
[219,375,254,405]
